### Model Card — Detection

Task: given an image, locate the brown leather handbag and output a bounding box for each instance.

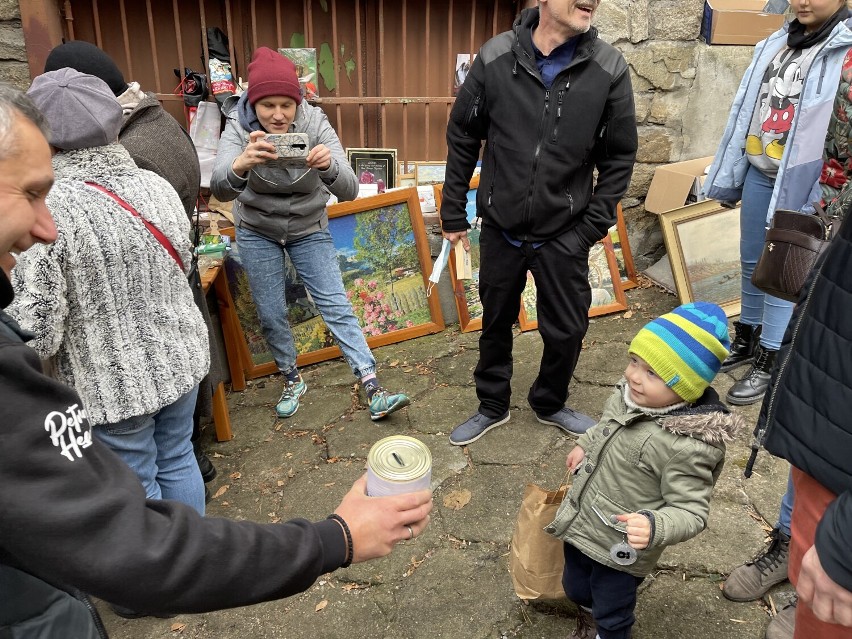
[751,205,841,302]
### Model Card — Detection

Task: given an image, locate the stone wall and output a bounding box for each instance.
[0,0,756,270]
[0,1,28,89]
[597,0,754,268]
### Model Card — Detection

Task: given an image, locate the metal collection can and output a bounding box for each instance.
[366,435,432,497]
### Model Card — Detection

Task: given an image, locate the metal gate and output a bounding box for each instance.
[24,0,525,162]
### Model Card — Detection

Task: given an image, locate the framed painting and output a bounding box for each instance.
[609,203,638,289]
[415,161,447,186]
[434,176,482,332]
[518,236,628,331]
[277,48,319,100]
[659,200,741,317]
[220,189,445,379]
[347,148,397,191]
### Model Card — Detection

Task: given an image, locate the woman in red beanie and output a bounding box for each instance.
[211,47,409,421]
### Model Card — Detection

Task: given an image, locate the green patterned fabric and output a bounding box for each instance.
[821,49,852,219]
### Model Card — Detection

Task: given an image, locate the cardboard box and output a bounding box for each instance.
[645,156,715,215]
[701,0,785,45]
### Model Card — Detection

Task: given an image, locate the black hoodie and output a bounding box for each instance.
[442,7,638,245]
[0,270,345,633]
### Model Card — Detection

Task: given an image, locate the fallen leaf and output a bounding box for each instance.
[275,424,283,431]
[443,489,472,511]
[342,582,369,592]
[389,360,399,367]
[170,622,186,632]
[212,452,225,458]
[324,482,336,488]
[403,554,425,577]
[622,310,634,319]
[263,436,273,442]
[277,480,286,487]
[212,485,229,499]
[315,600,329,612]
[288,468,296,478]
[229,472,242,480]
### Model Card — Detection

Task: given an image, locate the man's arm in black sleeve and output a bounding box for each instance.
[579,61,638,247]
[0,339,346,615]
[443,53,489,233]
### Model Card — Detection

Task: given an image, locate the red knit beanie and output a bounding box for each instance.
[246,47,302,105]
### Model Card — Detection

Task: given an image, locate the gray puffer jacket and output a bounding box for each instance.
[547,382,744,577]
[210,94,358,242]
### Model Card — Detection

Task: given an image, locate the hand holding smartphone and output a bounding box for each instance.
[264,132,310,169]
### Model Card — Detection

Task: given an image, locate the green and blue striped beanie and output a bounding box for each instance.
[628,302,730,403]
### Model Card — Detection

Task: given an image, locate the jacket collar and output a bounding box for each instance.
[512,7,597,80]
[51,144,136,182]
[616,380,745,446]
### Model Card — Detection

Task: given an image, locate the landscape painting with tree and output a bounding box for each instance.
[290,190,444,361]
[222,190,443,377]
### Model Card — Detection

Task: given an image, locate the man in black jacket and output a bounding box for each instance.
[0,84,432,637]
[441,0,638,446]
[748,208,852,636]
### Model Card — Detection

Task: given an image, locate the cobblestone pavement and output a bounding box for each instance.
[100,285,791,639]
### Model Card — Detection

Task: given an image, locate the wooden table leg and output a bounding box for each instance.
[211,381,233,441]
[213,264,247,392]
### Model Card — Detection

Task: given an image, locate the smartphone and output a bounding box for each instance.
[264,132,310,169]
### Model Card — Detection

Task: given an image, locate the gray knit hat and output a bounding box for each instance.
[27,67,123,150]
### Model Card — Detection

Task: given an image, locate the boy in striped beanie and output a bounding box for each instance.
[546,302,744,639]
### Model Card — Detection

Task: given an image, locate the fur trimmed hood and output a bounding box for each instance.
[619,380,745,447]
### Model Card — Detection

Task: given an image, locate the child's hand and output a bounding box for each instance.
[566,446,586,473]
[615,513,651,550]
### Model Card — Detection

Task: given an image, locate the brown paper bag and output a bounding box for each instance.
[509,483,568,600]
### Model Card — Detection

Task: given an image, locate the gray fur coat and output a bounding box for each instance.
[9,144,209,426]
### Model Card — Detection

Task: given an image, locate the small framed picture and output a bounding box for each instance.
[659,199,742,317]
[277,48,319,101]
[347,148,398,193]
[415,161,447,186]
[518,237,628,331]
[609,203,638,289]
[434,176,482,332]
[398,161,416,176]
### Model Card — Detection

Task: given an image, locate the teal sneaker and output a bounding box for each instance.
[368,387,410,421]
[276,375,307,418]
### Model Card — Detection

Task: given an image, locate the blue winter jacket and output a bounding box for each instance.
[704,18,852,222]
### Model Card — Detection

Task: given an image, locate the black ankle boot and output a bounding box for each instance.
[194,441,217,483]
[726,344,777,405]
[720,322,761,372]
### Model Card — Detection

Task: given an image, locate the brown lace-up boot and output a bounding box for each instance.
[569,607,597,639]
[723,527,790,601]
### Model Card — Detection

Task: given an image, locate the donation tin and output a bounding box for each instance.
[366,435,432,497]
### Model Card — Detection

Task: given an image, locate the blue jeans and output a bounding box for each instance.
[777,469,794,537]
[739,165,795,350]
[93,385,204,515]
[236,226,376,378]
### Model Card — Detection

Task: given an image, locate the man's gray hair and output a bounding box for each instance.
[0,83,50,161]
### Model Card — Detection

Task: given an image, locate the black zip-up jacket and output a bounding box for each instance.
[747,212,852,593]
[442,8,638,245]
[0,271,346,633]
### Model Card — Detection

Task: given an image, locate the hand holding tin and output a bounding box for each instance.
[333,474,432,564]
